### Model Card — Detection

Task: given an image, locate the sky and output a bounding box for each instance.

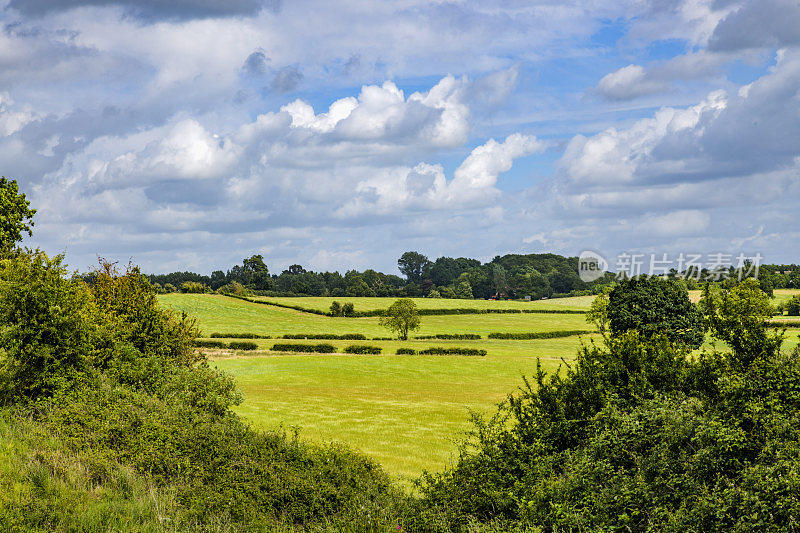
[3,0,799,275]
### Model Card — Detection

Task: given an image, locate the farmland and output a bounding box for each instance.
[159,293,598,480]
[159,291,800,483]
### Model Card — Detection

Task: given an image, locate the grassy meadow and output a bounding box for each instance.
[159,293,597,480]
[252,294,595,312]
[158,290,800,483]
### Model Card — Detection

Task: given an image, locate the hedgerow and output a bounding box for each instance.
[415,334,482,340]
[396,348,416,355]
[343,345,382,354]
[228,341,258,350]
[418,347,487,356]
[270,343,336,353]
[210,332,270,339]
[193,339,228,349]
[487,330,592,339]
[281,333,367,340]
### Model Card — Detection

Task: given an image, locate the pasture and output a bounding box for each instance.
[158,290,800,483]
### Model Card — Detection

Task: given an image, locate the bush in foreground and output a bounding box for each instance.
[412,280,800,531]
[0,250,407,530]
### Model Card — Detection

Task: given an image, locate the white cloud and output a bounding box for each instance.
[596,64,668,100]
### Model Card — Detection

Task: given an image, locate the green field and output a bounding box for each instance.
[252,294,595,312]
[159,294,597,481]
[158,291,800,483]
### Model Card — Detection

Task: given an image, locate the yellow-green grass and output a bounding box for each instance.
[211,338,587,483]
[250,294,594,312]
[159,294,593,340]
[688,288,800,304]
[158,293,598,481]
[158,293,800,484]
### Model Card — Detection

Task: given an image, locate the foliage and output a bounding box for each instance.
[0,249,410,529]
[343,345,383,354]
[396,348,416,355]
[607,277,704,348]
[416,334,482,340]
[487,330,592,340]
[0,177,36,255]
[193,339,227,349]
[228,341,258,350]
[330,300,342,316]
[210,332,271,338]
[700,279,782,369]
[379,298,421,340]
[0,250,102,401]
[417,347,487,356]
[180,281,208,293]
[270,343,336,353]
[787,295,800,316]
[398,251,431,284]
[282,333,366,340]
[413,281,800,531]
[585,288,611,334]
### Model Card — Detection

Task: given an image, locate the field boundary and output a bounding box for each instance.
[220,293,587,316]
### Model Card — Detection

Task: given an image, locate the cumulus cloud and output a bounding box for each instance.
[595,64,669,100]
[280,77,471,146]
[708,0,800,51]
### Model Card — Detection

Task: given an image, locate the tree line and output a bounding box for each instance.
[144,251,615,300]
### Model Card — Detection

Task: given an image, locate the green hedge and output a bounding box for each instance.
[418,347,487,356]
[228,341,258,351]
[488,330,593,339]
[396,348,416,355]
[768,320,800,328]
[281,333,367,340]
[270,343,336,353]
[343,345,382,354]
[415,333,482,340]
[210,332,270,339]
[221,294,587,317]
[193,339,228,349]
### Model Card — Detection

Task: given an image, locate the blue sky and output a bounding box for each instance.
[2,0,799,274]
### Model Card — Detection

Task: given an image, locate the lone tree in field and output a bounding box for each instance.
[380,298,421,340]
[607,276,704,348]
[0,177,36,254]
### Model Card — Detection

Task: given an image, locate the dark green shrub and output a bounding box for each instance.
[418,347,486,356]
[210,332,270,339]
[487,330,591,339]
[608,277,704,348]
[193,340,228,349]
[416,334,482,340]
[228,341,258,351]
[343,345,382,354]
[342,302,355,317]
[180,281,207,293]
[396,348,416,355]
[787,295,800,316]
[281,333,366,340]
[413,283,797,532]
[270,343,336,353]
